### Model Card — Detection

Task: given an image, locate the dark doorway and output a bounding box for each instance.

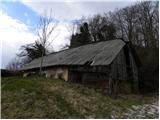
[69,71,82,84]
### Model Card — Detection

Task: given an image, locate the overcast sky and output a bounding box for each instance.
[0,0,137,69]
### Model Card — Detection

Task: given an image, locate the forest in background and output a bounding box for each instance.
[6,1,159,93]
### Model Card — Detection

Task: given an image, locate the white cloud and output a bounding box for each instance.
[19,1,136,50]
[0,10,37,68]
[40,21,71,52]
[0,1,137,68]
[21,1,136,21]
[0,10,71,68]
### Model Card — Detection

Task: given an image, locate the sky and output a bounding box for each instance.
[0,0,137,69]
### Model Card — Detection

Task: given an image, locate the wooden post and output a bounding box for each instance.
[108,75,113,96]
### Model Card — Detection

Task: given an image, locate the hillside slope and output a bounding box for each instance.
[1,76,158,118]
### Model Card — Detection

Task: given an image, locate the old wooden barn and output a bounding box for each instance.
[21,39,141,95]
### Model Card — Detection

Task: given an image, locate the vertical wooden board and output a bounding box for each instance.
[111,49,128,81]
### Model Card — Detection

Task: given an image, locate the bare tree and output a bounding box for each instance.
[110,1,158,48]
[65,21,78,49]
[87,14,117,42]
[88,14,107,42]
[17,41,49,65]
[137,1,158,48]
[37,10,58,74]
[66,21,78,36]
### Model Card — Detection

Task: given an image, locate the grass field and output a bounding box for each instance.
[1,76,155,118]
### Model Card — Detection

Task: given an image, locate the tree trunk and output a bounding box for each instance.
[39,51,44,75]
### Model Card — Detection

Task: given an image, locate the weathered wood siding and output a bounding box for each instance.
[110,46,139,93]
[69,66,110,92]
[110,48,131,93]
[111,49,127,81]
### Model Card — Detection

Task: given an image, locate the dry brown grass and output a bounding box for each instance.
[1,76,157,118]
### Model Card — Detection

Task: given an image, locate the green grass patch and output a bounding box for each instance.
[2,76,43,92]
[1,76,148,119]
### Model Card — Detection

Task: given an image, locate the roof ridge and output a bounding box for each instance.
[47,39,123,57]
[20,39,125,70]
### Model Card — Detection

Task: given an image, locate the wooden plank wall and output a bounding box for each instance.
[110,47,139,94]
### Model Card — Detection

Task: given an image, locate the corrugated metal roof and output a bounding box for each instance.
[21,39,126,70]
